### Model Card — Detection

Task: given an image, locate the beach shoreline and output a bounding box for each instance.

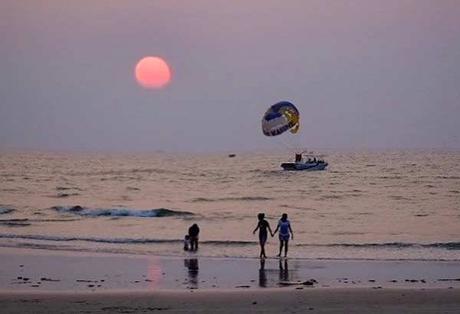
[2,247,460,291]
[1,247,460,312]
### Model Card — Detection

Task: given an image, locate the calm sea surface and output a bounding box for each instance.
[0,151,459,261]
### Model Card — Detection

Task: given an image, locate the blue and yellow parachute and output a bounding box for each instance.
[261,101,300,136]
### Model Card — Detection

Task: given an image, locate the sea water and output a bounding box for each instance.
[0,151,459,261]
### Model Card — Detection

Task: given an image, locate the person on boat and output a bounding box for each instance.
[188,223,200,251]
[253,213,273,259]
[273,213,294,257]
[295,153,302,163]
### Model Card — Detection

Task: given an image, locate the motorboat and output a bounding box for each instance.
[281,153,328,171]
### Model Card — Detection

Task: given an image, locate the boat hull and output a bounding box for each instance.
[281,162,328,171]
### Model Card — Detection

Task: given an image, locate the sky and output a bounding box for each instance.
[1,0,459,153]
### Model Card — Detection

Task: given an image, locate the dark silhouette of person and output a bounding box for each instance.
[295,153,302,163]
[188,224,200,251]
[253,213,273,258]
[259,258,267,287]
[273,213,294,257]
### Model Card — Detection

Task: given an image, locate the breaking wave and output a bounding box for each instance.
[52,206,194,218]
[0,207,14,215]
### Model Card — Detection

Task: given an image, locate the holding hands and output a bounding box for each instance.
[253,212,294,258]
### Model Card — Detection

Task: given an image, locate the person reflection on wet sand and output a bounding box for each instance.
[184,258,199,289]
[279,258,289,283]
[259,258,267,287]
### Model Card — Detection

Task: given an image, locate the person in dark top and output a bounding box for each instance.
[295,153,302,163]
[253,213,273,258]
[188,223,200,251]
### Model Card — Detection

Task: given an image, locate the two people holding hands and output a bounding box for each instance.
[253,212,294,258]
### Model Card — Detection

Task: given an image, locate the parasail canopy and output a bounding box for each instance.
[261,101,300,136]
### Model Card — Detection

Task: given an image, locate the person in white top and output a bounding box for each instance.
[272,213,294,257]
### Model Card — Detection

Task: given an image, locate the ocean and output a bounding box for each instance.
[0,151,459,261]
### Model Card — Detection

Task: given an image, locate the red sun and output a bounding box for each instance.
[135,56,172,89]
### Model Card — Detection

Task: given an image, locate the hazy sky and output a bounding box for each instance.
[1,0,459,152]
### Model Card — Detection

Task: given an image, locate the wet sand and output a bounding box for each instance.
[0,247,459,313]
[2,288,460,313]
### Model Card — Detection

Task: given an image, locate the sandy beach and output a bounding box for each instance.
[2,288,460,314]
[1,247,459,313]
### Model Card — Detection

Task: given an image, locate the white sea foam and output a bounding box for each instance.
[52,206,194,218]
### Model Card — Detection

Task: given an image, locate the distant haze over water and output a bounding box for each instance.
[1,1,460,152]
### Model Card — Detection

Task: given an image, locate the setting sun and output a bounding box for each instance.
[135,56,172,89]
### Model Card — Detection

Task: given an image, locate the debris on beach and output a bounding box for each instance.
[40,277,60,282]
[279,279,318,286]
[438,278,460,282]
[405,279,419,283]
[302,279,318,286]
[76,279,97,283]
